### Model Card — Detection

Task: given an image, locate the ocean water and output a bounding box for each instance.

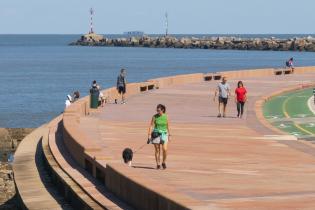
[1,34,315,128]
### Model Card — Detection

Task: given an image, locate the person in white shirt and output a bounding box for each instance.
[65,95,72,108]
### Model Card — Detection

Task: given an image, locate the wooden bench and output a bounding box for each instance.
[213,74,222,80]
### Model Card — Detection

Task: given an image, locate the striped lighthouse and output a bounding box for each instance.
[89,8,94,34]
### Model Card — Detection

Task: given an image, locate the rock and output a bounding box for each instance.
[82,33,104,43]
[130,37,139,46]
[0,163,16,208]
[0,129,9,141]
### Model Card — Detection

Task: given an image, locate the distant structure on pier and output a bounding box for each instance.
[123,31,144,37]
[79,7,104,43]
[165,12,169,36]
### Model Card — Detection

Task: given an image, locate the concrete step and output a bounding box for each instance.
[13,125,72,210]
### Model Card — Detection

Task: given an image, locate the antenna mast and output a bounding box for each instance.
[89,8,94,34]
[165,12,168,37]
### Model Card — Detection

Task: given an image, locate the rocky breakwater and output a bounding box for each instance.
[0,128,33,209]
[70,35,315,52]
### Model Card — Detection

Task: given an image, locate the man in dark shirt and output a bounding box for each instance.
[116,69,127,104]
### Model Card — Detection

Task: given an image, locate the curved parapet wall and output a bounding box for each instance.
[23,66,315,210]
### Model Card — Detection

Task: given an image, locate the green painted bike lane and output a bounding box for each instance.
[263,88,315,138]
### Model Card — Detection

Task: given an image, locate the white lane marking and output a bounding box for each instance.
[307,96,315,115]
[305,123,315,128]
[278,123,291,128]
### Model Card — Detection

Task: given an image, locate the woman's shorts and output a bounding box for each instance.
[160,132,168,144]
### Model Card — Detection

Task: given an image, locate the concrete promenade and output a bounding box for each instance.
[78,72,315,209]
[13,67,315,210]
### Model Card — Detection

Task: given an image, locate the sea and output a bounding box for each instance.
[1,34,315,128]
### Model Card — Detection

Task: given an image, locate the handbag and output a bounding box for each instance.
[150,131,161,144]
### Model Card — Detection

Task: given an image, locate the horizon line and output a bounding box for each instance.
[0,33,315,35]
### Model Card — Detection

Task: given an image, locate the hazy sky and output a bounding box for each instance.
[1,0,314,34]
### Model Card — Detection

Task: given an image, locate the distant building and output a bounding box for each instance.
[123,31,145,37]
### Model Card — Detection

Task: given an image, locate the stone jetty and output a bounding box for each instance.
[70,34,315,51]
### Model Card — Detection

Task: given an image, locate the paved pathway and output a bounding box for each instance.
[85,73,315,209]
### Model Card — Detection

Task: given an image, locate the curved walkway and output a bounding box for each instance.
[82,71,315,209]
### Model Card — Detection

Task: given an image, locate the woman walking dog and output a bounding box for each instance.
[148,104,171,169]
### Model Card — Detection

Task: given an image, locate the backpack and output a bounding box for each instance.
[285,61,289,67]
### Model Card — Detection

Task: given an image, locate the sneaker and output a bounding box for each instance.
[157,165,161,169]
[162,163,166,169]
[121,101,126,104]
[217,114,222,118]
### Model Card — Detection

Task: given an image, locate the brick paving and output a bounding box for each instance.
[81,73,315,209]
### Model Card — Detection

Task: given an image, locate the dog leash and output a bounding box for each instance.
[133,142,148,154]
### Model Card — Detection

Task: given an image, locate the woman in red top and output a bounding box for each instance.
[235,81,247,118]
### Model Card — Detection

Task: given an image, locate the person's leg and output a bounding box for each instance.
[217,97,222,117]
[122,93,125,103]
[154,144,161,168]
[240,102,245,118]
[116,89,121,104]
[223,99,228,117]
[218,102,222,117]
[237,102,241,117]
[162,143,168,169]
[121,87,126,104]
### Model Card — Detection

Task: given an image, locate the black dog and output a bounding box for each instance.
[122,148,133,166]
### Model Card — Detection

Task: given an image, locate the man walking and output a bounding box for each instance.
[214,76,230,118]
[116,68,127,104]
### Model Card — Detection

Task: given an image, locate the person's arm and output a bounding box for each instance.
[244,88,248,102]
[213,87,218,101]
[167,115,171,141]
[148,116,154,139]
[227,84,231,98]
[235,89,238,103]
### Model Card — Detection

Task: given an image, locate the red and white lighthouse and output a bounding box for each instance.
[89,8,94,34]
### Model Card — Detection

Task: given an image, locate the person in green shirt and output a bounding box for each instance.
[148,104,171,169]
